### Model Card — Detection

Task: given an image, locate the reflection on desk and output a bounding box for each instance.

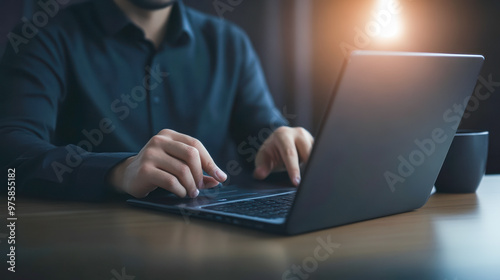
[2,175,499,280]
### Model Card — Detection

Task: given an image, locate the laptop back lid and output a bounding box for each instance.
[286,51,484,235]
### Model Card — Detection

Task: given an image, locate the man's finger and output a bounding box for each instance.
[161,130,227,182]
[148,167,188,198]
[202,175,221,189]
[276,135,301,186]
[295,135,313,163]
[155,153,199,198]
[253,144,275,180]
[254,159,272,180]
[159,139,204,189]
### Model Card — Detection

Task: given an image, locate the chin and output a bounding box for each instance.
[128,0,176,10]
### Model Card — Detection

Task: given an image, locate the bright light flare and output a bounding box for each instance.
[372,0,404,39]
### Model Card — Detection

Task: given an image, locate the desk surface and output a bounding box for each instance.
[1,175,499,280]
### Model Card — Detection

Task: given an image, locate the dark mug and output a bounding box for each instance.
[435,130,489,193]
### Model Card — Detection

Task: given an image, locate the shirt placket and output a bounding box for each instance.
[146,53,170,136]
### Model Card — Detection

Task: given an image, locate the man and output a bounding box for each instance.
[0,0,314,201]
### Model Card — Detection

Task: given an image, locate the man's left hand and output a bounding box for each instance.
[253,126,314,186]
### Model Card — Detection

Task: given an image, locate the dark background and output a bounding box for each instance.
[1,0,498,173]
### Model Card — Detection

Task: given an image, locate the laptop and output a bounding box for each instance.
[128,51,484,235]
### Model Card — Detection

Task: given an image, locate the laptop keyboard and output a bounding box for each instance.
[203,193,296,219]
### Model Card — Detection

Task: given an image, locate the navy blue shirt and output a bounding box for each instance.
[0,0,287,201]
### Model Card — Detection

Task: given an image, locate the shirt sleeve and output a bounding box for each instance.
[229,29,289,144]
[0,26,134,201]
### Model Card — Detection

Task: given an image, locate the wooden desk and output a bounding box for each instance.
[2,176,499,280]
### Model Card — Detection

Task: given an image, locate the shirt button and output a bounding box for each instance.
[152,96,160,104]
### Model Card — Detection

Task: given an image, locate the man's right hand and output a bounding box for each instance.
[108,129,227,198]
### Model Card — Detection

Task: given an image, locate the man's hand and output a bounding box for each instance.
[253,126,314,186]
[108,129,227,198]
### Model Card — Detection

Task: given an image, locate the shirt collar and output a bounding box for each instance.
[95,0,194,45]
[166,0,194,45]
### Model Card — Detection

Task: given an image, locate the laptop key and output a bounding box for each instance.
[203,193,296,219]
